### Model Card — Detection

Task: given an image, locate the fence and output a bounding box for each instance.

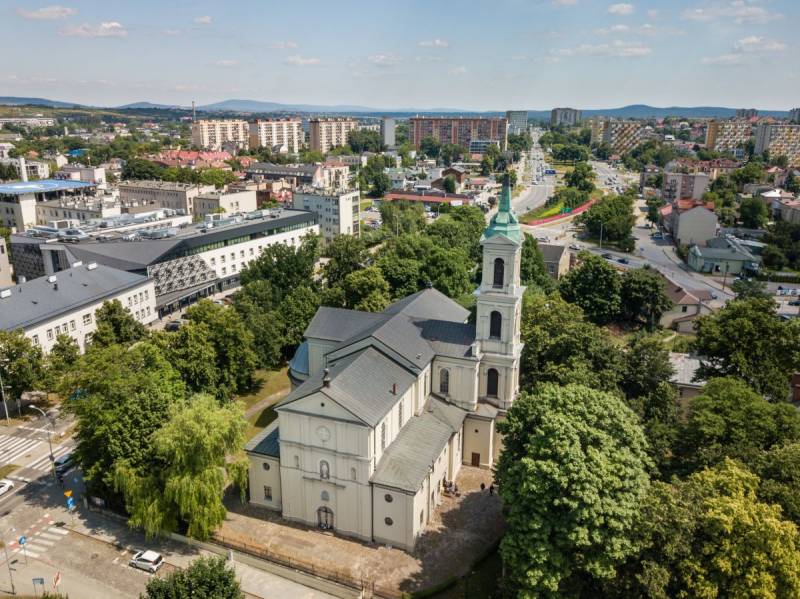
[523,198,597,226]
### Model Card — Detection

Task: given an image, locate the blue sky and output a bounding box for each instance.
[1,0,797,110]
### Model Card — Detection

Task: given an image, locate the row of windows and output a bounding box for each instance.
[439,366,499,397]
[183,222,314,257]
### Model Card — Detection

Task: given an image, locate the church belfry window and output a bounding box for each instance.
[440,369,450,395]
[493,257,504,288]
[490,311,502,339]
[487,368,499,398]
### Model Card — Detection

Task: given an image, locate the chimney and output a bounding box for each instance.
[322,368,331,387]
[391,383,397,395]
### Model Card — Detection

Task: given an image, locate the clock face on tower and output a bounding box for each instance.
[316,426,331,442]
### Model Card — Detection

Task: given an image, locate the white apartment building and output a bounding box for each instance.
[506,111,528,135]
[293,189,359,245]
[0,157,50,180]
[191,119,249,151]
[55,164,107,189]
[705,120,752,153]
[118,181,215,214]
[755,123,800,166]
[193,189,258,219]
[0,262,156,353]
[0,117,56,128]
[381,118,396,148]
[0,143,14,159]
[249,119,304,154]
[310,118,359,153]
[662,172,710,202]
[550,108,581,127]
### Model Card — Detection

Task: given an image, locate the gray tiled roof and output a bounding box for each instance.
[245,425,280,457]
[538,243,567,264]
[304,307,385,342]
[669,352,705,388]
[413,318,476,359]
[382,288,470,322]
[371,397,467,492]
[0,263,150,331]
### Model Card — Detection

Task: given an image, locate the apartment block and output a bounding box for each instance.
[118,181,215,214]
[588,118,606,145]
[705,120,752,152]
[248,118,303,154]
[194,189,258,219]
[54,164,107,189]
[506,111,528,135]
[0,117,56,128]
[293,188,360,245]
[309,118,359,153]
[550,108,582,127]
[755,123,800,166]
[662,172,710,202]
[0,157,50,180]
[381,117,396,148]
[191,119,249,151]
[409,117,508,151]
[602,121,644,154]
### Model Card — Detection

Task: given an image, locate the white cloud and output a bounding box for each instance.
[16,5,77,20]
[608,3,635,15]
[285,55,320,67]
[162,29,181,36]
[682,1,780,25]
[269,41,298,49]
[61,21,127,38]
[552,0,577,5]
[449,66,467,75]
[194,15,212,24]
[368,54,402,67]
[596,22,684,36]
[414,55,443,63]
[213,59,240,67]
[595,24,630,34]
[734,36,786,52]
[700,53,744,65]
[418,38,449,48]
[553,39,651,58]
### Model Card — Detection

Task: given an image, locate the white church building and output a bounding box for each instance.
[245,183,524,551]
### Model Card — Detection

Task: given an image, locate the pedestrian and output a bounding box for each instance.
[489,484,494,495]
[480,482,485,491]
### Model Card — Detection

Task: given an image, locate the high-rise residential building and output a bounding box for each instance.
[505,111,528,135]
[550,107,582,127]
[191,119,249,151]
[705,119,752,152]
[380,117,396,148]
[409,116,508,151]
[292,188,360,245]
[755,123,800,166]
[602,120,644,154]
[588,118,606,145]
[790,108,800,124]
[662,172,710,202]
[248,118,303,154]
[736,108,758,119]
[309,118,359,153]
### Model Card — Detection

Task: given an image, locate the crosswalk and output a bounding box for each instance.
[0,433,42,466]
[26,444,72,472]
[8,515,69,559]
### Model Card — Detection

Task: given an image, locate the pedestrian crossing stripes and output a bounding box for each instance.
[0,434,42,466]
[25,444,72,472]
[11,526,69,559]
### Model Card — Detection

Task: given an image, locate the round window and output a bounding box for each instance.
[384,494,393,503]
[262,462,270,471]
[385,517,393,526]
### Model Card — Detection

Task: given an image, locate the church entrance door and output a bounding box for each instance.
[317,506,334,530]
[471,452,481,467]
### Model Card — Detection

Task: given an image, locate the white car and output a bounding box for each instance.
[0,479,14,497]
[129,550,164,573]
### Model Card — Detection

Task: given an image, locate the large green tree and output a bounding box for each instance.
[520,234,553,291]
[155,323,220,396]
[239,234,319,299]
[496,384,651,597]
[620,267,673,330]
[91,299,148,348]
[144,555,243,599]
[0,329,45,402]
[323,235,367,288]
[342,267,391,312]
[559,252,622,324]
[739,196,769,229]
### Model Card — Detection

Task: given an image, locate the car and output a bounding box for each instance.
[54,453,75,476]
[0,479,14,497]
[602,253,613,259]
[652,232,663,239]
[164,321,181,332]
[569,243,581,251]
[129,550,164,573]
[788,300,800,306]
[618,257,630,264]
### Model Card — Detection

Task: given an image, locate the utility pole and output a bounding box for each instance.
[29,406,57,480]
[1,537,15,596]
[599,220,604,250]
[0,363,9,425]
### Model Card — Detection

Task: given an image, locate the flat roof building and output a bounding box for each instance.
[249,118,304,154]
[506,111,528,135]
[309,118,359,154]
[191,119,249,151]
[409,117,508,152]
[0,179,96,231]
[293,188,359,245]
[118,180,215,214]
[550,108,582,127]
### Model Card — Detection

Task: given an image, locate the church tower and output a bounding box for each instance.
[475,180,524,410]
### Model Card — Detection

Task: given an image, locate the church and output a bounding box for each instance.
[245,183,524,551]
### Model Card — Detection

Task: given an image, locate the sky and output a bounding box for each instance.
[1,0,798,110]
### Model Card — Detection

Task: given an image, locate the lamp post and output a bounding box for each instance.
[0,531,14,596]
[29,406,58,480]
[0,358,9,425]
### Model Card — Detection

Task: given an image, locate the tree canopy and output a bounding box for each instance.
[559,253,622,324]
[143,555,243,599]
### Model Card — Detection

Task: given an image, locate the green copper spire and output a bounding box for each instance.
[482,179,521,244]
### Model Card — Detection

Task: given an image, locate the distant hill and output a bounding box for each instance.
[531,105,790,119]
[0,96,86,108]
[116,101,184,110]
[198,99,386,113]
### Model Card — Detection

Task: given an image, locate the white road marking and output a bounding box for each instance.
[12,548,40,558]
[48,527,69,535]
[29,538,54,547]
[37,532,61,541]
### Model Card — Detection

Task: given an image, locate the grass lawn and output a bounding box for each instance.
[0,464,19,478]
[235,367,290,440]
[521,201,564,223]
[360,198,375,211]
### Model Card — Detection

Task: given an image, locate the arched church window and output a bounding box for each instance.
[487,368,499,398]
[493,257,504,288]
[490,311,502,339]
[439,369,450,395]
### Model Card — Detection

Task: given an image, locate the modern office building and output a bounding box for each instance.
[0,179,97,231]
[735,109,758,119]
[754,123,800,166]
[248,119,304,154]
[309,118,359,153]
[10,208,319,316]
[0,262,156,353]
[602,120,644,154]
[550,108,582,127]
[381,117,396,149]
[193,189,258,219]
[191,119,249,151]
[292,188,359,245]
[118,181,215,214]
[409,117,508,151]
[705,120,752,153]
[505,111,528,135]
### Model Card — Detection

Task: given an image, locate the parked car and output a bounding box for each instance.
[54,453,75,476]
[0,479,14,497]
[618,257,630,264]
[164,321,181,332]
[129,550,164,573]
[569,243,581,251]
[602,253,613,259]
[788,300,800,306]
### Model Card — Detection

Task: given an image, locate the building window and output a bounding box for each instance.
[210,257,216,266]
[385,493,393,503]
[493,257,504,287]
[682,306,688,313]
[321,490,329,501]
[262,462,270,471]
[440,369,450,395]
[398,399,404,428]
[83,313,92,325]
[381,422,386,450]
[70,320,76,331]
[385,517,394,526]
[489,311,502,339]
[31,335,39,346]
[263,486,272,501]
[487,368,499,398]
[54,325,60,335]
[293,455,300,468]
[320,460,330,479]
[420,510,424,525]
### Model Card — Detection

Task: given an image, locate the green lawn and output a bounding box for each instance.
[0,464,19,478]
[360,198,375,211]
[521,201,564,223]
[234,367,290,440]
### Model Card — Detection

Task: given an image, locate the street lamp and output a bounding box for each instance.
[29,406,59,480]
[0,357,9,425]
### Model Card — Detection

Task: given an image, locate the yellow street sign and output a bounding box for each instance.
[64,490,72,498]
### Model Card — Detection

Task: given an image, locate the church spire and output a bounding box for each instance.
[482,177,521,244]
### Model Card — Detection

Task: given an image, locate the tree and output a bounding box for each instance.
[323,235,367,288]
[581,193,636,245]
[610,460,800,599]
[63,343,185,500]
[520,234,553,291]
[620,333,675,401]
[279,285,320,355]
[694,298,800,400]
[419,136,441,159]
[559,253,622,324]
[198,168,236,189]
[144,555,243,599]
[342,267,390,312]
[376,254,422,299]
[239,235,319,299]
[439,144,467,166]
[346,129,383,153]
[379,201,427,236]
[564,161,596,192]
[762,244,788,270]
[361,155,391,196]
[42,334,80,391]
[442,174,456,193]
[0,329,45,401]
[732,278,771,300]
[496,384,651,597]
[739,196,769,229]
[620,267,673,330]
[759,442,800,525]
[91,299,148,348]
[156,323,220,396]
[731,162,765,188]
[115,394,247,539]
